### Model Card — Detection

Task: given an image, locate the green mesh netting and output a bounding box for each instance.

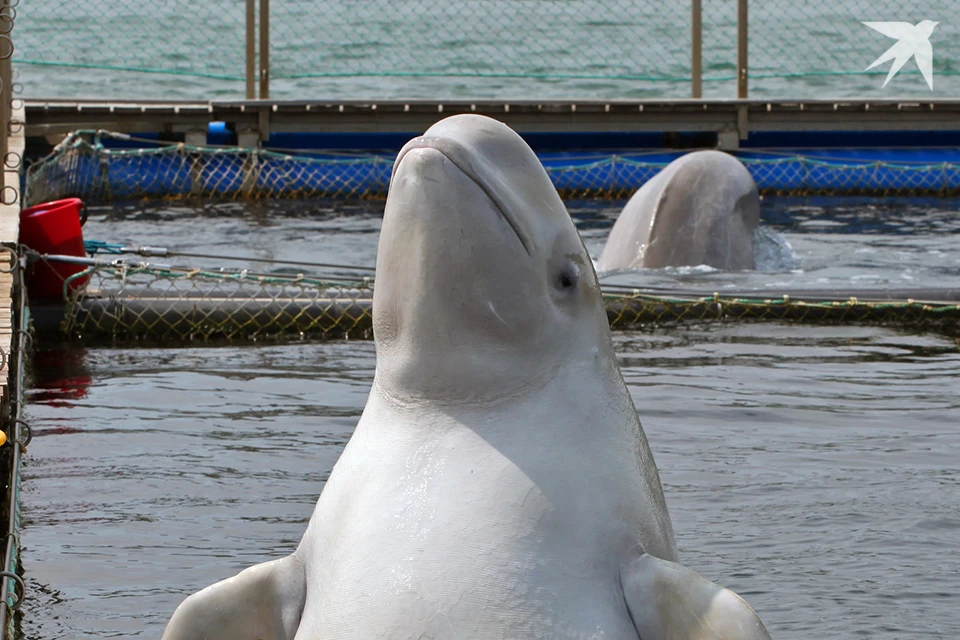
[26,131,960,204]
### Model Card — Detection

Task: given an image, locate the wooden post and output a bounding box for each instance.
[737,0,748,98]
[246,0,256,99]
[691,0,702,99]
[259,0,270,99]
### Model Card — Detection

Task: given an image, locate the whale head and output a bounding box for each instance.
[373,114,611,403]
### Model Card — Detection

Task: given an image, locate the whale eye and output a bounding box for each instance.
[556,264,578,292]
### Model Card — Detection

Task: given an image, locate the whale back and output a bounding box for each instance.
[599,150,760,271]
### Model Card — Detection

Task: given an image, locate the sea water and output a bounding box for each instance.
[20,197,960,638]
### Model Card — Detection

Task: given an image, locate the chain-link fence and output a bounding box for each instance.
[25,131,960,205]
[268,1,700,100]
[13,1,959,100]
[15,0,248,99]
[35,261,959,344]
[55,263,375,342]
[749,0,959,96]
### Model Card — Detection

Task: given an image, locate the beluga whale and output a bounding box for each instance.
[598,150,760,272]
[162,115,772,640]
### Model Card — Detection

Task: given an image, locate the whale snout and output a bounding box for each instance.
[391,136,481,188]
[391,146,448,188]
[391,135,532,255]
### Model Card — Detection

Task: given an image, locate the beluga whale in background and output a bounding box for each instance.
[598,150,760,272]
[162,115,772,640]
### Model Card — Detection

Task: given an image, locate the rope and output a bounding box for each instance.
[83,241,377,273]
[12,58,245,81]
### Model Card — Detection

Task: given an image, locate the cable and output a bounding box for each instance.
[83,241,376,273]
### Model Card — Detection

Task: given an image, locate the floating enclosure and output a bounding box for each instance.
[21,261,959,344]
[26,131,960,206]
[21,130,960,344]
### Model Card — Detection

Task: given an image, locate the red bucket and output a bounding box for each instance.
[20,198,89,299]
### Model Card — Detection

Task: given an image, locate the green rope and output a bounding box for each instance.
[19,58,958,85]
[13,58,244,82]
[746,69,960,80]
[279,70,699,83]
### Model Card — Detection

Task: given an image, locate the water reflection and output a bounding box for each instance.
[30,345,92,412]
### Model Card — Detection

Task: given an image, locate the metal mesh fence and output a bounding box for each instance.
[15,0,248,99]
[13,0,959,100]
[25,131,960,206]
[749,0,959,96]
[699,1,738,97]
[268,1,695,100]
[56,264,375,342]
[42,262,959,344]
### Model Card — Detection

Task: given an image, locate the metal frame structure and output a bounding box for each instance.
[0,252,26,638]
[24,98,960,151]
[0,0,24,634]
[239,0,733,101]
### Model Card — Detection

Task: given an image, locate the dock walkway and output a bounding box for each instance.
[25,99,960,150]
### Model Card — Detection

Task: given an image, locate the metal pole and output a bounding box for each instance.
[0,253,26,637]
[245,0,255,99]
[737,0,748,98]
[0,0,11,166]
[691,0,702,98]
[0,3,24,624]
[259,0,270,99]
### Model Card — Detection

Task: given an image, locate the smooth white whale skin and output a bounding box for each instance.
[598,150,760,272]
[161,116,772,640]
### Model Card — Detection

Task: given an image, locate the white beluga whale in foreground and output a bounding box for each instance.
[598,150,760,272]
[162,115,772,640]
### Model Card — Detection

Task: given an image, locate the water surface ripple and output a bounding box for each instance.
[19,196,960,637]
[22,325,960,638]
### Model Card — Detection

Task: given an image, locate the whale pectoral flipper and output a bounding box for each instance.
[161,554,306,640]
[621,553,772,640]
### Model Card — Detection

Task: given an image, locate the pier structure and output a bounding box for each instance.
[24,99,960,151]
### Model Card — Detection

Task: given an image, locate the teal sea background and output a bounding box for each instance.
[13,0,960,100]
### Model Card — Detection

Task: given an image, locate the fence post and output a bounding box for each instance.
[259,0,270,99]
[0,0,11,167]
[737,0,748,98]
[246,0,256,99]
[691,0,702,98]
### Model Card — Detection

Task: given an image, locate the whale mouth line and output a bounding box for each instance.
[394,137,532,256]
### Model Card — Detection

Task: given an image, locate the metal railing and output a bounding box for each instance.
[0,0,25,636]
[12,1,959,101]
[0,248,27,640]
